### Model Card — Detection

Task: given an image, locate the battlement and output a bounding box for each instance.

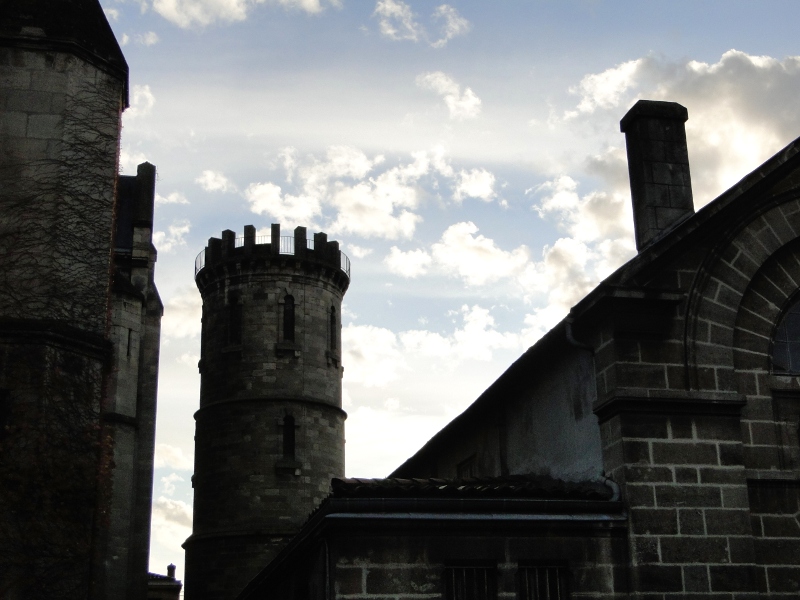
[194,224,350,283]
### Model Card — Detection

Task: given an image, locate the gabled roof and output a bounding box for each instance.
[393,134,800,478]
[0,0,128,105]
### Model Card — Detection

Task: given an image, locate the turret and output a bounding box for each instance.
[184,224,350,600]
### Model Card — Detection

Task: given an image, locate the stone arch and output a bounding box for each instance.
[685,193,800,392]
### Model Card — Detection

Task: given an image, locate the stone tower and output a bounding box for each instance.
[184,224,351,600]
[0,1,162,599]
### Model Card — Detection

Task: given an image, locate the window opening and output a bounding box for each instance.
[0,390,10,441]
[126,328,133,358]
[228,296,242,345]
[330,307,337,352]
[283,295,295,342]
[457,455,476,479]
[444,566,497,600]
[517,565,568,600]
[772,298,800,373]
[283,415,296,460]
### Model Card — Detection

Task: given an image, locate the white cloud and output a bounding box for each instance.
[104,7,121,20]
[373,1,469,48]
[431,4,470,48]
[151,496,192,550]
[124,84,155,120]
[401,305,520,363]
[373,0,423,42]
[416,71,481,120]
[343,325,405,387]
[245,182,321,227]
[153,220,190,253]
[120,33,130,46]
[161,287,202,339]
[156,191,190,205]
[177,352,200,367]
[566,50,800,204]
[154,443,194,470]
[196,169,236,192]
[153,0,339,28]
[569,59,642,116]
[119,148,148,174]
[454,168,495,202]
[135,31,160,45]
[431,222,530,286]
[161,473,185,496]
[384,246,431,277]
[347,244,373,259]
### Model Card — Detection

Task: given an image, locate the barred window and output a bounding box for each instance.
[773,298,800,373]
[517,565,568,600]
[444,566,496,600]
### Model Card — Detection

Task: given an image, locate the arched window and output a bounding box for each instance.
[772,298,800,373]
[283,295,295,342]
[330,307,337,352]
[282,415,296,459]
[228,295,242,345]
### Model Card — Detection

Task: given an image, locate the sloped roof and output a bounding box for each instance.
[393,134,800,478]
[0,0,128,105]
[332,474,614,501]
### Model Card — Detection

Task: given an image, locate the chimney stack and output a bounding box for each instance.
[620,100,694,251]
[167,564,176,579]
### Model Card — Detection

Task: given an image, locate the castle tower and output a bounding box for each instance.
[184,224,351,600]
[0,3,161,598]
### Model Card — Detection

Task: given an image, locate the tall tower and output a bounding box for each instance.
[184,224,350,600]
[0,2,162,599]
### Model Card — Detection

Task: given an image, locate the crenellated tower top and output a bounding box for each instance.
[195,223,350,293]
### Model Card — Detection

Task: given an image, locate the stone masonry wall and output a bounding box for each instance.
[332,529,626,600]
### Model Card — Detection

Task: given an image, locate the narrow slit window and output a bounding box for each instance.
[283,295,295,342]
[330,307,337,352]
[283,415,296,460]
[228,296,242,345]
[773,298,800,373]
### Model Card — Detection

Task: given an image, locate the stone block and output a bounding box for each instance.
[27,113,61,139]
[5,90,52,113]
[704,509,751,535]
[335,567,363,594]
[0,111,27,137]
[651,441,718,465]
[656,485,721,508]
[630,508,678,535]
[635,565,684,593]
[626,484,655,507]
[0,66,31,89]
[709,565,758,592]
[660,536,729,564]
[767,567,800,592]
[366,567,439,594]
[683,565,709,592]
[678,508,705,535]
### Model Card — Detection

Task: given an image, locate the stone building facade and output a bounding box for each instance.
[0,2,162,598]
[237,102,800,599]
[184,224,351,600]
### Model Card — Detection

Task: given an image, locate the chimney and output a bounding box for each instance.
[167,563,176,579]
[620,100,694,251]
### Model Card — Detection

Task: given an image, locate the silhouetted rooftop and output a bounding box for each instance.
[0,0,128,104]
[331,474,615,501]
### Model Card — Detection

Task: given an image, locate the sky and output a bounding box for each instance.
[99,0,800,580]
